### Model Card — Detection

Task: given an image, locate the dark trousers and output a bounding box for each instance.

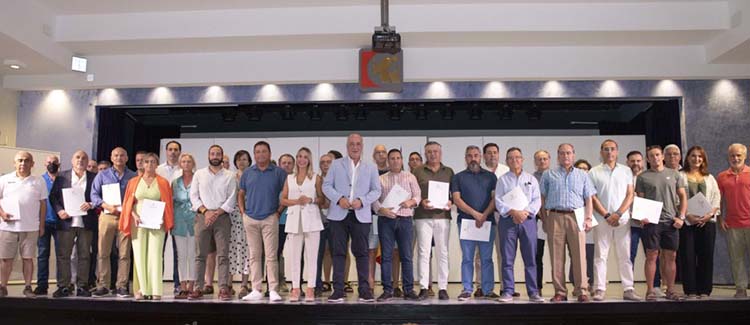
[89,224,98,287]
[378,216,414,293]
[315,222,332,289]
[631,226,661,287]
[331,211,371,296]
[536,238,545,291]
[679,223,716,295]
[161,234,180,289]
[36,222,58,290]
[500,217,539,296]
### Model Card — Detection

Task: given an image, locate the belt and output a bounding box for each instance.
[548,209,574,214]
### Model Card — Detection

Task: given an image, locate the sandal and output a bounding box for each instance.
[645,291,657,301]
[665,291,684,301]
[322,282,332,292]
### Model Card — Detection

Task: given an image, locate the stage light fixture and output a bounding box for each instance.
[308,104,322,121]
[245,107,262,121]
[469,104,483,120]
[281,105,295,120]
[221,108,237,122]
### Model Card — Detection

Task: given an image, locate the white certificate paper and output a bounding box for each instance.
[575,207,598,232]
[382,184,411,212]
[631,197,663,224]
[139,199,165,229]
[686,192,712,225]
[501,186,529,211]
[62,188,87,217]
[427,181,450,210]
[1,196,21,221]
[102,183,122,206]
[459,220,492,242]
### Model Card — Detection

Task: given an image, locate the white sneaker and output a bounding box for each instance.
[269,290,283,302]
[242,290,263,301]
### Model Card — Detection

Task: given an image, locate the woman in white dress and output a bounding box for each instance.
[229,150,252,298]
[280,147,324,302]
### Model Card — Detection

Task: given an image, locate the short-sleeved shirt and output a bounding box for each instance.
[239,164,287,220]
[717,165,750,228]
[540,166,596,210]
[589,163,634,223]
[0,172,48,232]
[451,168,497,223]
[412,163,455,220]
[635,168,685,223]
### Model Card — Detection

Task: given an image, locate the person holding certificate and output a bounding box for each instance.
[90,147,137,298]
[539,143,596,303]
[451,145,497,301]
[49,150,98,297]
[280,147,325,302]
[412,141,454,300]
[678,146,720,299]
[371,149,421,301]
[494,147,543,302]
[119,152,174,300]
[635,145,687,301]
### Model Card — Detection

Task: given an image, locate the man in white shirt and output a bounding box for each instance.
[589,140,641,301]
[155,140,182,294]
[532,149,550,293]
[188,145,238,301]
[0,151,48,298]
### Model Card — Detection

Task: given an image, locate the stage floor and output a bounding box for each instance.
[2,283,749,324]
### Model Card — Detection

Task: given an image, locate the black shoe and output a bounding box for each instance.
[458,291,472,301]
[264,291,270,298]
[404,290,420,300]
[393,287,403,298]
[314,288,323,298]
[76,287,91,297]
[438,289,449,300]
[33,287,48,296]
[377,291,393,302]
[418,289,429,300]
[52,287,70,298]
[116,287,132,298]
[484,292,500,299]
[328,291,345,303]
[512,292,521,297]
[91,287,110,297]
[358,291,375,302]
[473,287,484,298]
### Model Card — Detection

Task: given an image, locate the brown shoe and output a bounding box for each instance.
[219,286,232,301]
[23,286,36,298]
[174,290,189,300]
[202,285,214,295]
[188,290,203,300]
[550,294,568,302]
[577,295,590,303]
[0,285,8,297]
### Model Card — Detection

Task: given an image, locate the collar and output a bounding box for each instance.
[728,165,750,175]
[251,163,276,172]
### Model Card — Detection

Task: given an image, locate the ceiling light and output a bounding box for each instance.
[3,59,26,70]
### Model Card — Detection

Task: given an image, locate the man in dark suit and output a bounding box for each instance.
[49,150,98,298]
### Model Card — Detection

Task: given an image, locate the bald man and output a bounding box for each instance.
[0,151,48,298]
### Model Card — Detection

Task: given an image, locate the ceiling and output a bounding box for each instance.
[2,0,750,90]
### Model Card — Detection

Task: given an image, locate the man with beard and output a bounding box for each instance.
[34,155,60,295]
[452,145,497,301]
[188,145,237,301]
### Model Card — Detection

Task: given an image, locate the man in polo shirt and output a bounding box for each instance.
[0,151,48,298]
[323,133,382,303]
[239,141,286,302]
[717,143,750,298]
[452,145,497,301]
[540,143,596,302]
[156,140,183,294]
[589,140,641,301]
[90,147,137,298]
[635,145,687,301]
[412,141,454,300]
[495,147,544,302]
[34,155,60,296]
[189,145,237,301]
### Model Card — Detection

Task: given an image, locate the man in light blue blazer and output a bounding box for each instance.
[323,133,382,302]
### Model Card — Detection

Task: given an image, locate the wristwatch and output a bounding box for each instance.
[604,213,611,219]
[199,207,208,214]
[679,214,686,221]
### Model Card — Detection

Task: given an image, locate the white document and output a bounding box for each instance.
[574,207,598,232]
[62,188,87,217]
[139,199,165,229]
[686,192,713,226]
[427,181,450,210]
[459,220,492,242]
[102,183,122,206]
[631,197,663,224]
[0,196,21,221]
[381,184,411,213]
[501,186,529,211]
[372,214,378,235]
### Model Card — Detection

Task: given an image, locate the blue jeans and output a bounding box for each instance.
[459,220,495,293]
[378,216,414,293]
[630,226,661,287]
[36,222,59,290]
[499,216,539,296]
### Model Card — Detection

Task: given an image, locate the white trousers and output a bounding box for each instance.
[284,231,321,289]
[593,221,634,292]
[174,234,197,281]
[415,219,450,290]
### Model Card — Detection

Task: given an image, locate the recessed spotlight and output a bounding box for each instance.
[9,64,20,70]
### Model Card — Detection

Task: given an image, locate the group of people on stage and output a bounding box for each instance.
[1,134,749,303]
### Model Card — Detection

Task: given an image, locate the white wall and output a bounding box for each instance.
[0,88,18,148]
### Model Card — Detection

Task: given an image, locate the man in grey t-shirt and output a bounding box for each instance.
[635,145,687,301]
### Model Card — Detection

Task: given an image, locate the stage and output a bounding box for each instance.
[1,284,749,324]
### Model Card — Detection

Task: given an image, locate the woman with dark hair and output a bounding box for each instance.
[679,146,720,299]
[230,150,252,298]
